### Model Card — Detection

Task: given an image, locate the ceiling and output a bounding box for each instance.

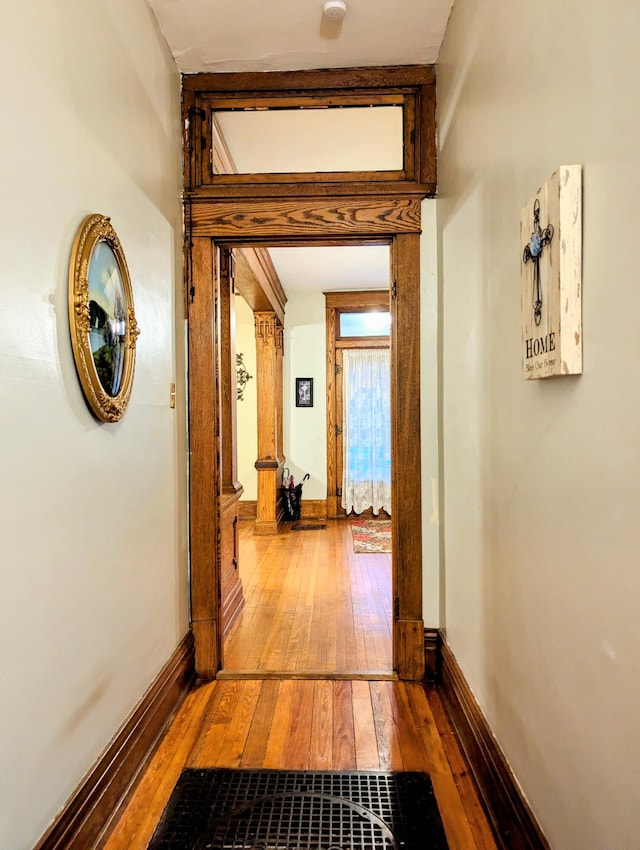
[268,245,390,293]
[148,0,453,74]
[148,0,451,293]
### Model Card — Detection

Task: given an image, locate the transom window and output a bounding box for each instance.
[339,311,391,338]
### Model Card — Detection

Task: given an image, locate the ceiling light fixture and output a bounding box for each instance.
[323,0,347,22]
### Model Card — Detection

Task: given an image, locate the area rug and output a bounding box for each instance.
[350,517,392,553]
[148,768,448,849]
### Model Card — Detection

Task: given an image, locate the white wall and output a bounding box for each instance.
[420,200,441,626]
[283,291,327,500]
[236,295,258,500]
[438,2,640,848]
[0,2,186,848]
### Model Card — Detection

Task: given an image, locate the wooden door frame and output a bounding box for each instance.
[325,289,391,519]
[183,65,435,681]
[187,223,424,681]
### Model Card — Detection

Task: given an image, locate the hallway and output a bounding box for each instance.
[104,679,498,849]
[102,520,498,849]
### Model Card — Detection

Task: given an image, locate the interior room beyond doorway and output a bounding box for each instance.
[226,244,393,677]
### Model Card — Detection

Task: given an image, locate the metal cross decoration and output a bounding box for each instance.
[523,198,554,326]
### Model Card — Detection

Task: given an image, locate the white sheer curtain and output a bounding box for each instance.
[341,349,391,515]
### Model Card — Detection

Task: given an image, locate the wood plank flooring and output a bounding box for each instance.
[103,519,498,849]
[104,680,498,850]
[222,520,392,676]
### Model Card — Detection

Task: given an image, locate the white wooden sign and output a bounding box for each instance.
[521,165,582,379]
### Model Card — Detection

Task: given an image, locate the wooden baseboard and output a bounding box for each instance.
[300,499,327,519]
[238,500,257,519]
[217,669,398,681]
[254,519,280,535]
[424,627,441,684]
[439,635,551,850]
[239,499,327,523]
[35,631,196,850]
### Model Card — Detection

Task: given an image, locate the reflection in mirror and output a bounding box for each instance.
[214,106,403,174]
[87,241,127,397]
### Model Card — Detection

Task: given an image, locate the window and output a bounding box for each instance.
[339,311,391,338]
[214,106,403,175]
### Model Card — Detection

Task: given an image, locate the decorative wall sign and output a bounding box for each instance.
[521,165,582,379]
[68,214,140,421]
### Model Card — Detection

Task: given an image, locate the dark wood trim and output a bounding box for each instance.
[182,65,435,93]
[188,197,423,239]
[182,66,435,196]
[324,290,390,310]
[220,490,245,637]
[235,248,286,325]
[254,459,280,470]
[336,336,390,350]
[439,636,551,850]
[391,234,424,680]
[188,237,220,679]
[210,92,407,110]
[218,247,240,495]
[424,627,441,684]
[420,74,437,186]
[325,301,338,519]
[35,632,195,850]
[186,181,436,200]
[217,669,398,682]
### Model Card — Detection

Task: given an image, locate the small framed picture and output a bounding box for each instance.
[296,377,313,408]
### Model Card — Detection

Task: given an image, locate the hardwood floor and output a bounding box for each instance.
[103,520,498,849]
[104,680,498,850]
[222,519,393,676]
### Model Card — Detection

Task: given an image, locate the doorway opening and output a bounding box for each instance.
[223,244,394,678]
[324,288,391,521]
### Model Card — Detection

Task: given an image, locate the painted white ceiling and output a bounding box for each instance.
[148,0,453,74]
[268,245,390,293]
[148,0,451,293]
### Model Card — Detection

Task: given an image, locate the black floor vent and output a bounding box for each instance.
[148,768,448,849]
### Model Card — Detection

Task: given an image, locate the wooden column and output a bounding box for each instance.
[391,233,425,680]
[188,237,220,679]
[218,249,242,496]
[325,304,339,519]
[254,312,284,535]
[217,248,244,634]
[276,325,284,466]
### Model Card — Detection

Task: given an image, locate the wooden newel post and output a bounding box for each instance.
[254,312,285,535]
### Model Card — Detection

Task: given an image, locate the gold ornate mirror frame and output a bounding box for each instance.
[68,214,140,422]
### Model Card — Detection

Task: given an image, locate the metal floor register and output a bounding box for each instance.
[148,768,449,849]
